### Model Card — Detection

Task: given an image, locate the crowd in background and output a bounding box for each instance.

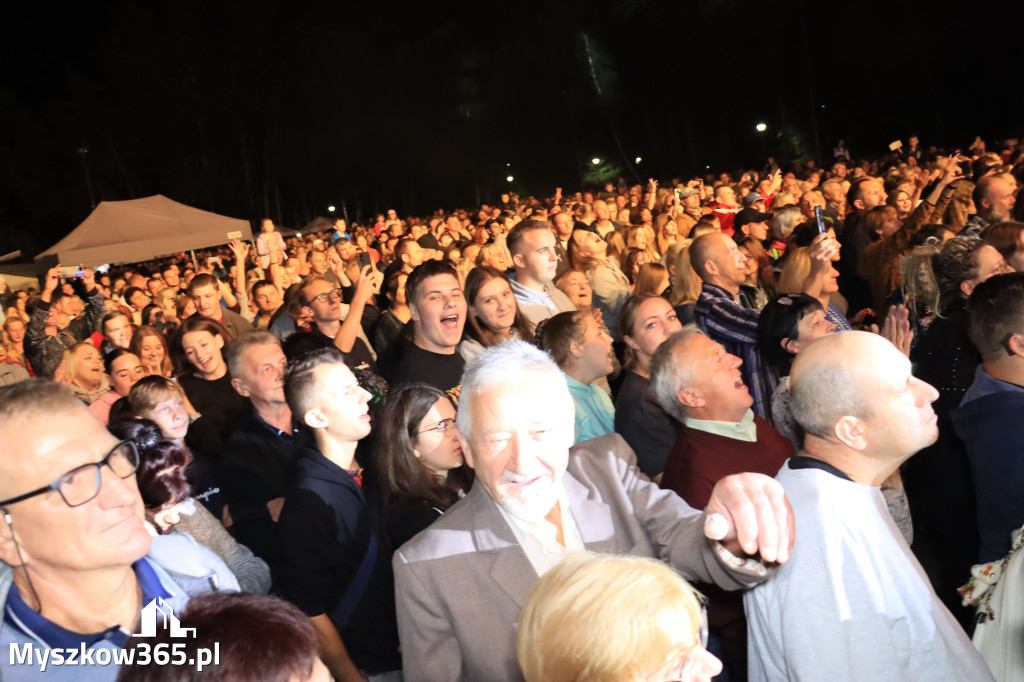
[1,133,1023,681]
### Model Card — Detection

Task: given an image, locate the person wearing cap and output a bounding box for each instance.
[675,185,705,236]
[742,192,767,213]
[733,207,773,244]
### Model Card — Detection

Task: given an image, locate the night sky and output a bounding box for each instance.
[1,0,1020,257]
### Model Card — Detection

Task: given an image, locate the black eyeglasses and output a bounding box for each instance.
[0,441,140,509]
[309,288,344,305]
[417,418,457,436]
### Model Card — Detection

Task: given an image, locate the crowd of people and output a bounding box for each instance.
[1,133,1023,681]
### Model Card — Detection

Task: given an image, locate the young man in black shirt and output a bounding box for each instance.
[278,348,401,680]
[381,259,466,400]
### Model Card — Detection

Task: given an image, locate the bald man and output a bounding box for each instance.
[965,174,1017,237]
[744,332,994,682]
[691,232,771,418]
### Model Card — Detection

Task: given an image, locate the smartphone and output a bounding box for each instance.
[59,265,85,279]
[356,251,373,272]
[814,206,827,234]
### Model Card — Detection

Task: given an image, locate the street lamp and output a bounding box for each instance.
[755,123,767,132]
[506,175,514,182]
[635,156,642,164]
[327,205,336,212]
[591,157,601,165]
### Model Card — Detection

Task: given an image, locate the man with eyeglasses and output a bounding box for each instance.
[299,274,378,374]
[277,348,401,682]
[0,379,190,680]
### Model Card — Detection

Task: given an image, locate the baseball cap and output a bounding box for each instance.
[733,207,774,233]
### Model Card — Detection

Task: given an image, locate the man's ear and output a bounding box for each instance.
[0,511,25,567]
[704,259,721,277]
[409,302,421,323]
[304,408,328,430]
[456,430,475,470]
[781,337,799,355]
[834,416,867,451]
[853,198,865,212]
[677,387,704,409]
[511,252,527,270]
[1008,333,1024,358]
[214,335,225,350]
[960,279,976,298]
[231,377,250,398]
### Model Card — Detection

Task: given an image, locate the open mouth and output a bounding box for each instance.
[440,314,460,330]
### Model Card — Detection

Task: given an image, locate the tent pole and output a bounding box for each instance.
[190,250,198,270]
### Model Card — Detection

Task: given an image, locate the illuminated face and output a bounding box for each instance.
[458,370,574,522]
[471,276,518,335]
[964,245,1013,296]
[709,233,748,290]
[190,284,220,319]
[0,409,151,577]
[254,284,281,314]
[684,334,753,418]
[141,394,189,441]
[895,191,912,216]
[559,271,592,309]
[716,187,737,206]
[410,274,467,353]
[790,308,836,352]
[863,343,940,457]
[574,314,614,378]
[742,221,769,241]
[261,219,274,234]
[308,363,372,442]
[103,315,133,349]
[109,353,146,397]
[181,330,226,379]
[987,177,1016,222]
[310,250,328,274]
[516,228,559,285]
[137,335,166,372]
[234,343,288,406]
[303,279,342,324]
[72,344,103,387]
[413,398,464,477]
[483,248,509,271]
[572,229,607,259]
[5,319,25,344]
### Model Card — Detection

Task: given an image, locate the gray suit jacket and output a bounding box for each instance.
[393,433,768,682]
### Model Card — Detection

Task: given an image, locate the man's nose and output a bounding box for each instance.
[96,464,140,509]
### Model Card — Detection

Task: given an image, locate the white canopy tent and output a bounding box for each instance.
[35,195,253,271]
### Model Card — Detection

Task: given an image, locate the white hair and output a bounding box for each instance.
[456,339,566,438]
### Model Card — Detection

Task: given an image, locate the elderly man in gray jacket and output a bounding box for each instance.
[394,340,794,682]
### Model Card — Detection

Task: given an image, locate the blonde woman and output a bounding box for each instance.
[518,552,720,682]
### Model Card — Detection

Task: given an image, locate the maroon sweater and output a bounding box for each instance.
[661,414,794,510]
[660,414,794,662]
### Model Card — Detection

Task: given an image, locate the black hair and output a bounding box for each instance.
[757,293,825,376]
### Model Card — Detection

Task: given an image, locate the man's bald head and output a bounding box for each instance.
[689,232,727,280]
[790,332,884,439]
